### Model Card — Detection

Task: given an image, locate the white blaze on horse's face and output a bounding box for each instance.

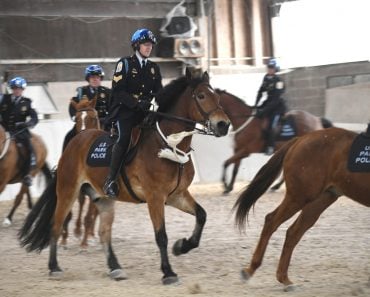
[81,111,87,131]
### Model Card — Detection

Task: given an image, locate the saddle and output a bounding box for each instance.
[275,115,297,141]
[86,128,142,167]
[347,129,370,172]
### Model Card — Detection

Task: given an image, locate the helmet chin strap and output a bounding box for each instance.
[136,50,148,59]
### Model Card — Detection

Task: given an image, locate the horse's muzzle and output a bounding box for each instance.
[214,120,230,137]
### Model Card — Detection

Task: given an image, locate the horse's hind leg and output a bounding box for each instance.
[80,199,98,249]
[94,196,126,280]
[276,192,337,290]
[74,191,86,237]
[169,190,206,256]
[243,195,303,280]
[3,184,27,226]
[60,211,72,247]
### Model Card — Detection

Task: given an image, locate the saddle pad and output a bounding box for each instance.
[86,134,115,167]
[347,133,370,172]
[276,116,297,141]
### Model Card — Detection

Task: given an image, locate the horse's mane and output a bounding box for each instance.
[156,75,204,112]
[215,88,250,107]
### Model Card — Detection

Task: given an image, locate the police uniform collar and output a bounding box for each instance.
[135,51,148,66]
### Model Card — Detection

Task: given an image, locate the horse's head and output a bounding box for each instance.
[185,68,230,137]
[70,98,100,132]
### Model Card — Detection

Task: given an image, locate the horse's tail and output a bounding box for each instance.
[18,174,57,252]
[41,162,53,183]
[233,138,299,231]
[320,117,333,128]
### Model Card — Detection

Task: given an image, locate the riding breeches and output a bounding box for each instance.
[15,131,36,174]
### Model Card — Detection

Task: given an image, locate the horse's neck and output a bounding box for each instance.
[222,95,253,129]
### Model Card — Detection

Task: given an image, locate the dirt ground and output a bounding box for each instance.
[1,182,370,297]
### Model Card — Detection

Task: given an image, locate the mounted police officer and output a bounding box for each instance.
[103,28,163,198]
[62,64,111,151]
[255,58,287,155]
[0,77,38,186]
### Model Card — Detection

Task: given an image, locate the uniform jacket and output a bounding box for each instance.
[256,74,286,116]
[0,94,38,132]
[69,85,111,121]
[107,54,162,122]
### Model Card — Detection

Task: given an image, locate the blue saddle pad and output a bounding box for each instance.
[86,134,115,167]
[347,133,370,172]
[276,116,297,141]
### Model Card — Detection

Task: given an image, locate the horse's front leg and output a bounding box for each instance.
[94,197,126,280]
[3,184,27,226]
[170,190,206,256]
[147,198,178,285]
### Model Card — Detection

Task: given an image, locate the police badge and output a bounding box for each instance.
[151,67,155,74]
[100,93,106,99]
[21,106,27,112]
[116,62,123,73]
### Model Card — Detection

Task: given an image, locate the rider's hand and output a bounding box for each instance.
[137,100,151,112]
[15,122,27,129]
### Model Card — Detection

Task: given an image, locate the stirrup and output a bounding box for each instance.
[103,179,119,198]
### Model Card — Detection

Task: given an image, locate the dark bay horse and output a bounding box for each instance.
[233,127,370,291]
[19,69,230,284]
[217,89,332,193]
[60,97,100,249]
[1,124,52,226]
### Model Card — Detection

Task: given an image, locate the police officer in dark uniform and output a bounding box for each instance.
[255,58,287,155]
[0,77,38,186]
[62,64,111,151]
[103,28,163,198]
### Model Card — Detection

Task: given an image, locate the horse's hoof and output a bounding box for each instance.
[162,275,179,285]
[109,269,127,281]
[172,238,185,256]
[284,284,296,292]
[49,270,63,279]
[241,269,251,281]
[2,218,12,227]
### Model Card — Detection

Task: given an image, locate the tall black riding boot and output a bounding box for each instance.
[103,143,126,198]
[23,139,37,187]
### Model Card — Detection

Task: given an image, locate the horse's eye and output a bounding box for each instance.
[197,93,205,100]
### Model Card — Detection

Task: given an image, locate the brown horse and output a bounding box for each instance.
[233,127,370,291]
[19,69,230,284]
[60,97,100,248]
[1,124,52,226]
[217,89,332,193]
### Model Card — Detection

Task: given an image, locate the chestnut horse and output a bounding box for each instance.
[2,124,52,226]
[233,127,370,291]
[217,89,332,193]
[19,70,230,284]
[60,97,100,248]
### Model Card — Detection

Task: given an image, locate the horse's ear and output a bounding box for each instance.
[202,71,210,83]
[185,67,192,81]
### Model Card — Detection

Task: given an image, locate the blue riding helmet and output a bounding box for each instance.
[85,64,104,81]
[8,77,27,89]
[131,28,157,46]
[267,58,280,72]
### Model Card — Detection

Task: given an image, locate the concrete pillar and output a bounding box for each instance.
[251,0,264,66]
[213,0,233,65]
[231,0,249,65]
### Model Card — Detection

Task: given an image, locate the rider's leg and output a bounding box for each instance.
[266,114,280,155]
[62,126,77,152]
[103,116,134,198]
[23,135,36,186]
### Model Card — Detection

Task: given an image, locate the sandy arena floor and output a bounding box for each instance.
[1,182,370,297]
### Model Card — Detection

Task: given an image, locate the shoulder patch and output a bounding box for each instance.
[116,62,123,73]
[113,75,122,83]
[276,81,284,89]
